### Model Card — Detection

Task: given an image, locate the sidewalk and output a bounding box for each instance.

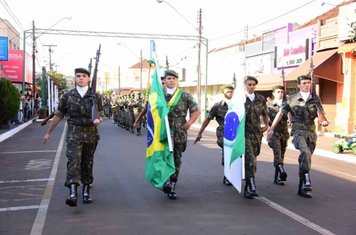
[1,119,355,164]
[191,122,356,165]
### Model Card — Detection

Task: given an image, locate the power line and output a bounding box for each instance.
[0,0,24,31]
[211,0,317,41]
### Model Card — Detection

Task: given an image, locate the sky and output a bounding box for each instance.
[0,0,345,78]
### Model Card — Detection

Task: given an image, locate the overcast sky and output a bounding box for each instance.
[0,0,344,77]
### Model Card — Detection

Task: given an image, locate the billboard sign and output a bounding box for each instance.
[0,36,9,61]
[0,50,32,83]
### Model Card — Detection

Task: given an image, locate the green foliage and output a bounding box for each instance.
[48,70,68,93]
[0,78,20,124]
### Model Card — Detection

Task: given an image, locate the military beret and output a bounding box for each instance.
[164,69,179,78]
[75,68,91,76]
[220,84,234,91]
[243,75,258,85]
[297,75,311,83]
[272,85,285,91]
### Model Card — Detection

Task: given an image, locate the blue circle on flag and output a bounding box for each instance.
[146,105,154,147]
[224,112,240,141]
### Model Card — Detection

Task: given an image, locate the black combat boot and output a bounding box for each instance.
[274,167,285,185]
[243,181,254,199]
[162,180,172,194]
[297,178,312,198]
[167,182,177,200]
[223,176,232,186]
[65,184,78,207]
[303,173,312,191]
[82,184,93,204]
[277,164,288,181]
[249,177,259,197]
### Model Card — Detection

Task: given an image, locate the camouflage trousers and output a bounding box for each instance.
[268,135,288,167]
[169,143,187,183]
[291,130,317,178]
[65,139,98,187]
[245,136,262,178]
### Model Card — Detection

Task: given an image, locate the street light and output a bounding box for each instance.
[156,0,197,31]
[157,0,205,123]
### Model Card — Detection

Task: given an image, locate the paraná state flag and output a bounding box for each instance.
[223,79,245,193]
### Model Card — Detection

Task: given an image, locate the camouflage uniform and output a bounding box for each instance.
[244,93,267,178]
[206,100,228,164]
[166,90,198,182]
[267,101,289,167]
[281,92,322,179]
[55,87,103,187]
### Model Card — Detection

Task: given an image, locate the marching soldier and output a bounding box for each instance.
[194,84,235,186]
[162,69,200,200]
[267,85,289,185]
[268,75,328,198]
[43,68,104,207]
[243,76,269,199]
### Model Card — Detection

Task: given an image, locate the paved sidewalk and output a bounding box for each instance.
[1,119,355,164]
[192,122,356,165]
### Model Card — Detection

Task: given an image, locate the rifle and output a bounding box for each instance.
[91,44,101,122]
[41,112,55,126]
[281,66,287,101]
[310,57,328,126]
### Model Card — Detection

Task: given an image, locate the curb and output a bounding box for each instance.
[191,124,356,165]
[0,119,36,143]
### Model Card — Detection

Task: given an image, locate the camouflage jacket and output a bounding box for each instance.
[245,93,267,139]
[55,87,103,142]
[166,90,198,145]
[267,100,289,139]
[207,100,228,148]
[281,92,324,134]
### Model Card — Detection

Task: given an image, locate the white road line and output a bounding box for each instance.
[0,205,41,212]
[0,119,34,143]
[0,150,57,154]
[0,178,54,184]
[30,123,67,235]
[257,197,336,235]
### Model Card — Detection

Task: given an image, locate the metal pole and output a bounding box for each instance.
[204,38,208,121]
[197,9,202,123]
[118,65,121,92]
[41,66,47,109]
[32,21,36,103]
[140,49,143,93]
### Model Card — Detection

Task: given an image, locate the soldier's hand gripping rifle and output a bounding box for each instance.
[91,44,101,122]
[310,57,329,127]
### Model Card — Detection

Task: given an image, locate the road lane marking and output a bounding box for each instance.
[0,150,57,154]
[257,196,335,235]
[0,178,54,184]
[30,123,67,235]
[0,205,41,212]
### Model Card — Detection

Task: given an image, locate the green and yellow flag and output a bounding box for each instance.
[145,40,175,189]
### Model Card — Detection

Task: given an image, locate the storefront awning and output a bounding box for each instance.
[285,49,342,83]
[255,73,283,91]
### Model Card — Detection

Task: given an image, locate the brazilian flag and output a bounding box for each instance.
[145,50,175,189]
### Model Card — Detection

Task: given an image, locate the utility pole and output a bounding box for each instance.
[166,55,169,69]
[43,45,57,71]
[197,8,202,123]
[140,49,143,93]
[32,21,36,97]
[118,65,121,93]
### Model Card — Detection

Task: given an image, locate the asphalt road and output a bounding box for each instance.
[0,119,355,235]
